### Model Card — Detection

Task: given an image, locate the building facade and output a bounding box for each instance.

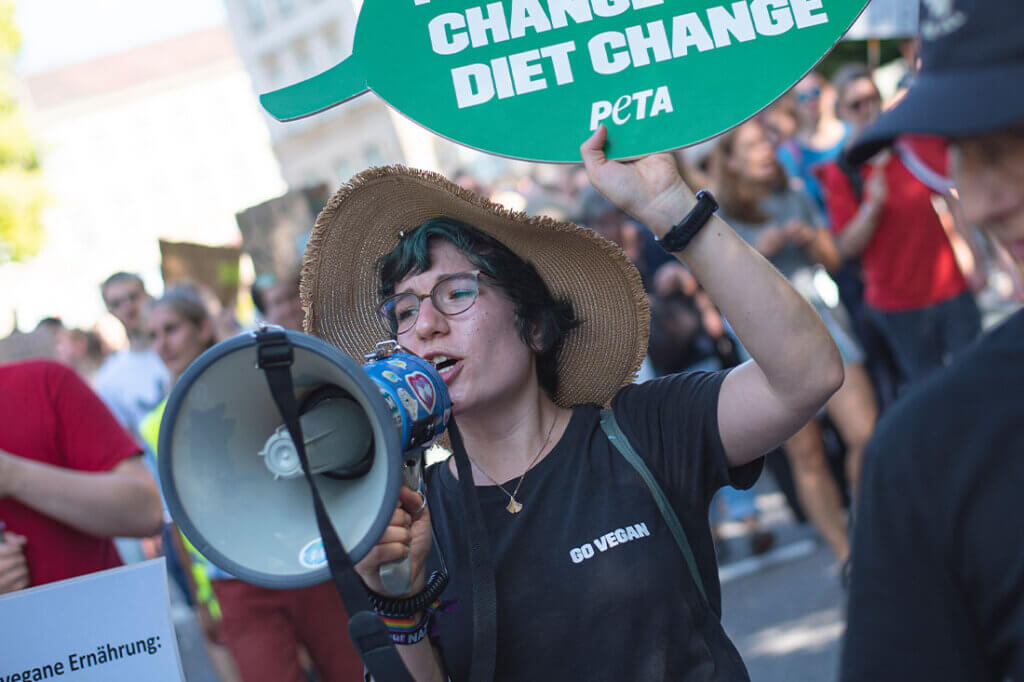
[4,26,287,330]
[221,0,494,189]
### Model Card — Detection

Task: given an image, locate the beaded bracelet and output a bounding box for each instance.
[379,600,440,645]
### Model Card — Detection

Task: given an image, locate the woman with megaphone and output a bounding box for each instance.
[141,286,363,682]
[304,126,843,681]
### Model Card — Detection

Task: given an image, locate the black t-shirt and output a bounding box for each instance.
[424,370,762,681]
[841,309,1024,682]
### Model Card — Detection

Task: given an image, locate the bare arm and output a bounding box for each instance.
[837,165,887,259]
[390,640,447,682]
[581,127,843,468]
[0,452,163,538]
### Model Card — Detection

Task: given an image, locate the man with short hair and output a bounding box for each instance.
[94,273,169,441]
[840,1,1024,679]
[251,271,304,332]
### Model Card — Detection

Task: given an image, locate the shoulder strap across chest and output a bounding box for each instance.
[599,408,709,608]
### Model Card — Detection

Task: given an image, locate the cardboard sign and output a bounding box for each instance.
[159,240,242,308]
[235,185,328,281]
[261,0,868,161]
[0,559,183,682]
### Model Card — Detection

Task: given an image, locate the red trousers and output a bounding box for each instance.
[212,579,363,682]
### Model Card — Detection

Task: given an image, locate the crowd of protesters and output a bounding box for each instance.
[2,6,1023,678]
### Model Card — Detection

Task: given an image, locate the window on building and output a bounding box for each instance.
[243,0,267,31]
[261,53,280,84]
[321,21,341,53]
[292,37,314,74]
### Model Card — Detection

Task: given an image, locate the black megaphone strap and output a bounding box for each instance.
[256,330,413,682]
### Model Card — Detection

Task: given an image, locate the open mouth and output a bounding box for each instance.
[429,355,461,382]
[430,355,458,371]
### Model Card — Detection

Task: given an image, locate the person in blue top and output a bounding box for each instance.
[777,71,851,213]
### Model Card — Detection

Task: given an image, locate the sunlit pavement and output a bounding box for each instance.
[720,486,846,682]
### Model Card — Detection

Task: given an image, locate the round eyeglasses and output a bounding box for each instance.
[376,270,486,335]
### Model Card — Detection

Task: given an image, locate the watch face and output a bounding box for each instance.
[696,190,719,213]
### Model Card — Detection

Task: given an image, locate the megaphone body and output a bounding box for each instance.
[158,329,450,590]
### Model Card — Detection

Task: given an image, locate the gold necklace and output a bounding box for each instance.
[471,412,559,515]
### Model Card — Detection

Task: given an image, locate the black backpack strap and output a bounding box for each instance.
[599,408,709,608]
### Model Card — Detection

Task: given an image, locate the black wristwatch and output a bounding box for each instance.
[658,189,718,252]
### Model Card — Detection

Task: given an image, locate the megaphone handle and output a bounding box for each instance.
[379,555,414,595]
[379,452,425,595]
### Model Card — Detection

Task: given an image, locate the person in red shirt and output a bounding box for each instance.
[820,67,982,385]
[0,359,163,592]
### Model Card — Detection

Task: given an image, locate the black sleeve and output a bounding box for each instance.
[610,370,761,509]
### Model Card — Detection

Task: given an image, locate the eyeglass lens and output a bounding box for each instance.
[379,271,481,334]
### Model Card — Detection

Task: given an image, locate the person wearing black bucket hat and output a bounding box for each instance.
[304,122,845,680]
[840,2,1024,681]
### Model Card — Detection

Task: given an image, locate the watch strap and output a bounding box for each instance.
[659,189,718,252]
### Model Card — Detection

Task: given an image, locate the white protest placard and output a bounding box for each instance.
[0,559,184,682]
[844,0,919,40]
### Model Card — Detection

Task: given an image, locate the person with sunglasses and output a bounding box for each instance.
[301,121,843,680]
[777,71,851,213]
[820,64,983,388]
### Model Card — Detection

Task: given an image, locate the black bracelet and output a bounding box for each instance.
[366,569,449,617]
[658,189,719,252]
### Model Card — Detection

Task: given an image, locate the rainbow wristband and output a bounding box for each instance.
[379,600,440,645]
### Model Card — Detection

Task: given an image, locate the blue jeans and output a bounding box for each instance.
[711,485,759,523]
[868,291,981,386]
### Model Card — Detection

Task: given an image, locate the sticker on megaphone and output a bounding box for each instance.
[258,341,451,481]
[259,0,868,162]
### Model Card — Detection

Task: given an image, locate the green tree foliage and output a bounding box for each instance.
[0,1,46,263]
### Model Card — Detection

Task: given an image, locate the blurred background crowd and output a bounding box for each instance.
[2,0,1023,680]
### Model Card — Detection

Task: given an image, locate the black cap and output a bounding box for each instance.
[845,0,1024,165]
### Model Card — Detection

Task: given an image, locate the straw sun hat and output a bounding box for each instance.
[300,165,650,408]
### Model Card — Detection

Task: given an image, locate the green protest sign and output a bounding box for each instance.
[261,0,867,162]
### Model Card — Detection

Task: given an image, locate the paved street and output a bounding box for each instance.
[719,488,847,682]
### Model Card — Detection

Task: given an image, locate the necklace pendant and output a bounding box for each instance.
[505,497,523,514]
